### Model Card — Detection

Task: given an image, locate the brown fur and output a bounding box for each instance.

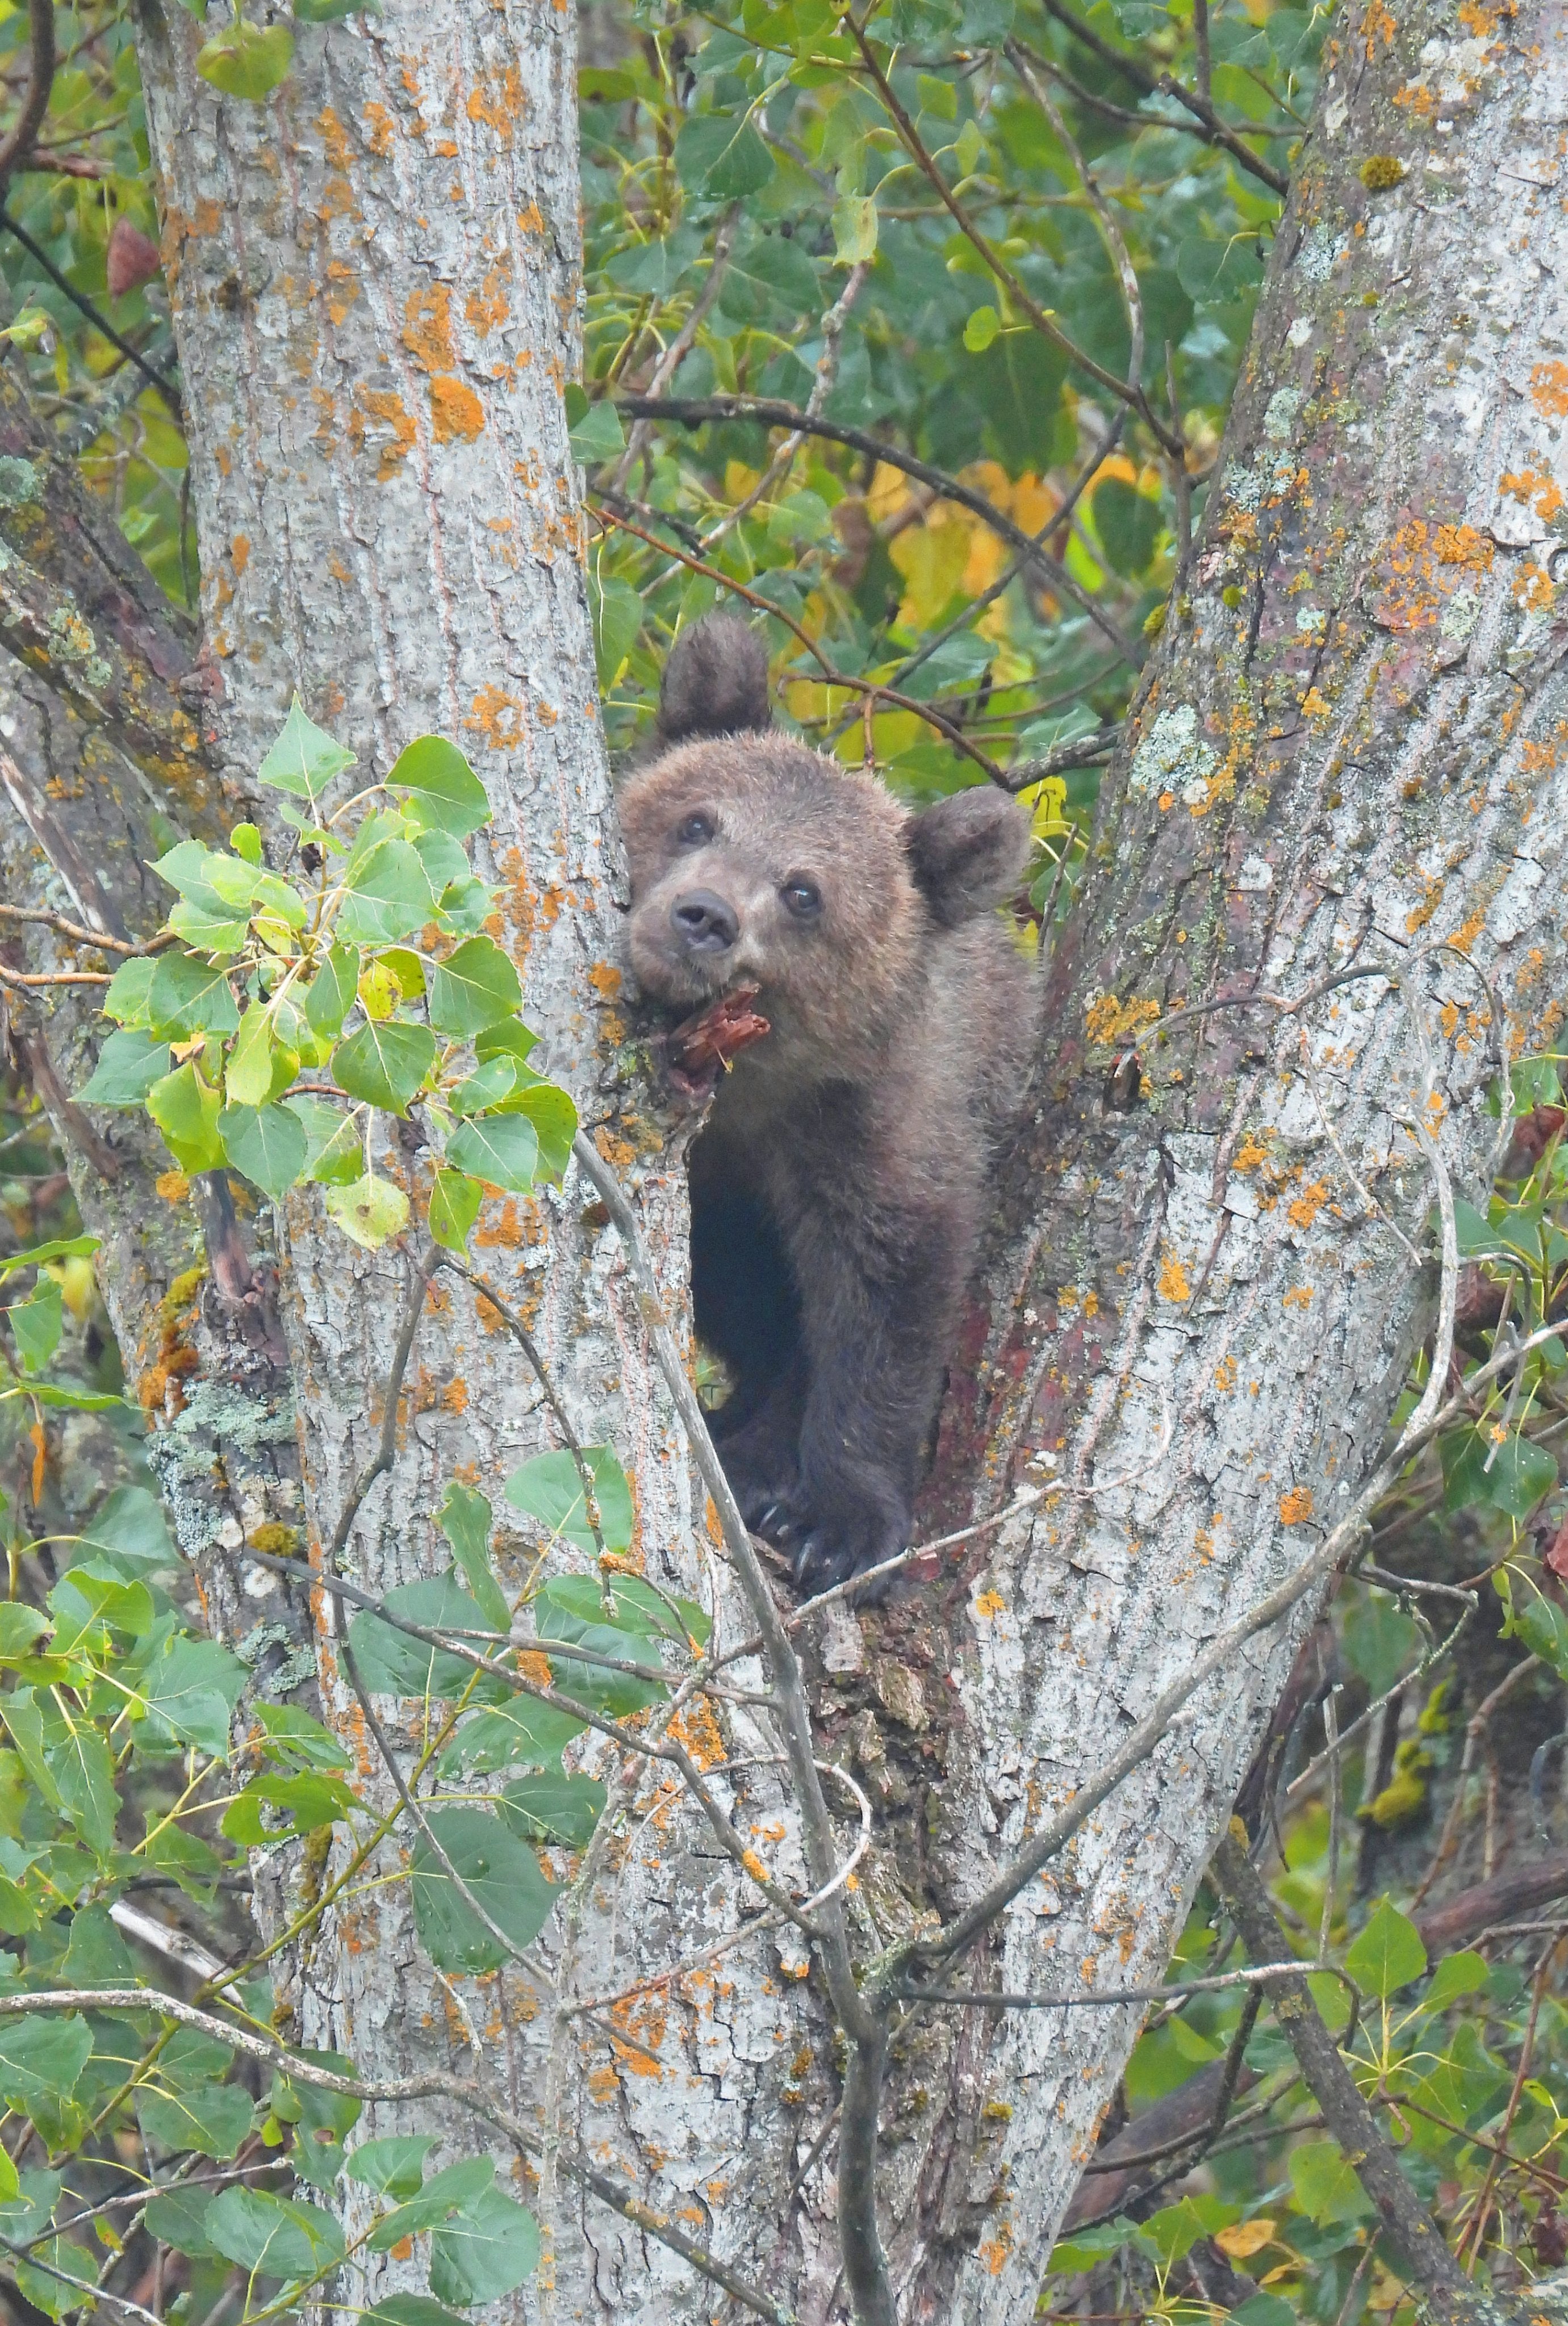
[619,613,1040,1589]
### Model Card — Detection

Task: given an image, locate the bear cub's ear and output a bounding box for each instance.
[657,613,773,746]
[905,788,1031,928]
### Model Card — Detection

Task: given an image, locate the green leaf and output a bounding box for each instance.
[346,2134,439,2199]
[221,1769,359,1845]
[336,835,436,947]
[365,2303,471,2326]
[1094,476,1163,579]
[387,737,490,838]
[345,1574,502,1701]
[1345,1897,1427,1998]
[74,1486,175,1580]
[1424,1950,1488,2010]
[674,110,774,198]
[429,2184,540,2306]
[533,1579,666,1717]
[437,1694,586,1775]
[1442,1423,1558,1519]
[220,1102,308,1201]
[205,2186,346,2280]
[1138,2195,1239,2267]
[506,1082,578,1182]
[102,957,158,1027]
[16,2236,98,2316]
[0,1696,61,1810]
[437,1483,509,1630]
[158,2028,236,2087]
[500,1772,607,1848]
[147,952,240,1036]
[45,1714,119,1855]
[0,1606,50,1660]
[445,1112,538,1194]
[195,20,294,99]
[367,2157,495,2246]
[138,2082,254,2161]
[474,1018,539,1066]
[332,1019,436,1114]
[257,697,354,799]
[7,1282,62,1373]
[60,1906,135,1988]
[1507,1584,1568,1680]
[409,1808,556,1974]
[224,1004,279,1107]
[428,1168,483,1252]
[1287,2139,1374,2225]
[0,2015,91,2107]
[129,1633,247,1756]
[567,392,626,467]
[303,943,360,1039]
[324,1173,411,1250]
[143,2189,219,2257]
[77,1030,172,1107]
[254,1701,351,1771]
[963,303,1001,352]
[273,2052,360,2190]
[831,192,878,264]
[588,570,644,687]
[426,936,522,1038]
[285,1095,362,1186]
[49,1567,154,1652]
[147,1065,225,1173]
[505,1444,633,1554]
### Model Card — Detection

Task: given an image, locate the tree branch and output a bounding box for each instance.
[0,0,55,186]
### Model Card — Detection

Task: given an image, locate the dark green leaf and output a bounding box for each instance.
[144,2189,218,2257]
[129,1634,247,1755]
[220,1102,308,1200]
[0,2015,91,2106]
[500,1773,607,1848]
[254,1701,352,1771]
[303,943,360,1039]
[437,1483,509,1630]
[346,2135,439,2199]
[674,111,775,198]
[445,1112,539,1193]
[205,2186,346,2279]
[427,936,522,1038]
[1286,2139,1374,2225]
[336,836,436,946]
[150,952,242,1038]
[138,2082,254,2161]
[332,1020,437,1115]
[409,1808,556,1973]
[77,1031,173,1107]
[345,1574,502,1701]
[437,1694,586,1775]
[505,1444,633,1553]
[429,2184,540,2306]
[7,1283,61,1373]
[428,1168,483,1251]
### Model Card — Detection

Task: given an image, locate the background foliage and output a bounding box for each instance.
[1,1,1567,2322]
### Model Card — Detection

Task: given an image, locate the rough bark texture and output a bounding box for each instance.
[862,0,1568,2312]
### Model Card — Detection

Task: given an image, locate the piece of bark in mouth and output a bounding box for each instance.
[658,982,771,1099]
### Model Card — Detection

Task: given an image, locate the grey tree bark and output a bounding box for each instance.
[1,0,1565,2320]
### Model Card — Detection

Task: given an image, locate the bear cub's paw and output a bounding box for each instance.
[766,1474,910,1597]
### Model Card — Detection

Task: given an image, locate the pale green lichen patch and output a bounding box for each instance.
[1129,704,1220,802]
[146,1382,297,1562]
[1264,387,1304,442]
[0,455,43,508]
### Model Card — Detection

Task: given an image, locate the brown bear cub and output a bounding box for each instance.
[619,613,1040,1591]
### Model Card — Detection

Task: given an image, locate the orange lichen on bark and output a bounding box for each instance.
[1157,1251,1192,1303]
[466,685,526,749]
[350,387,417,480]
[403,281,456,372]
[467,64,525,131]
[1085,992,1161,1047]
[1531,361,1568,419]
[1278,1486,1315,1525]
[1502,465,1565,522]
[430,375,485,444]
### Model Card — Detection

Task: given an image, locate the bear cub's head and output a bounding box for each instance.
[618,614,1030,1072]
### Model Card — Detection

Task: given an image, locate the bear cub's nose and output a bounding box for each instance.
[671,890,739,953]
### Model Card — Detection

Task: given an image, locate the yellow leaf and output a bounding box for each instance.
[1215,2220,1276,2260]
[889,514,971,627]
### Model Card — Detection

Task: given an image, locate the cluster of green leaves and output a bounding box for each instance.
[80,701,577,1253]
[576,0,1322,912]
[1043,1063,1568,2324]
[0,1221,732,2326]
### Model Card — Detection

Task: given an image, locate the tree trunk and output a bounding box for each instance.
[1,0,1563,2318]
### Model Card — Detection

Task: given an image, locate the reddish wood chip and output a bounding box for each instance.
[659,982,771,1099]
[106,217,163,299]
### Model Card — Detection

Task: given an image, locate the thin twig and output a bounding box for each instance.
[0,208,182,419]
[0,0,56,184]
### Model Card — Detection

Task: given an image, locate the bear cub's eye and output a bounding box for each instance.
[781,877,821,920]
[675,812,714,847]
